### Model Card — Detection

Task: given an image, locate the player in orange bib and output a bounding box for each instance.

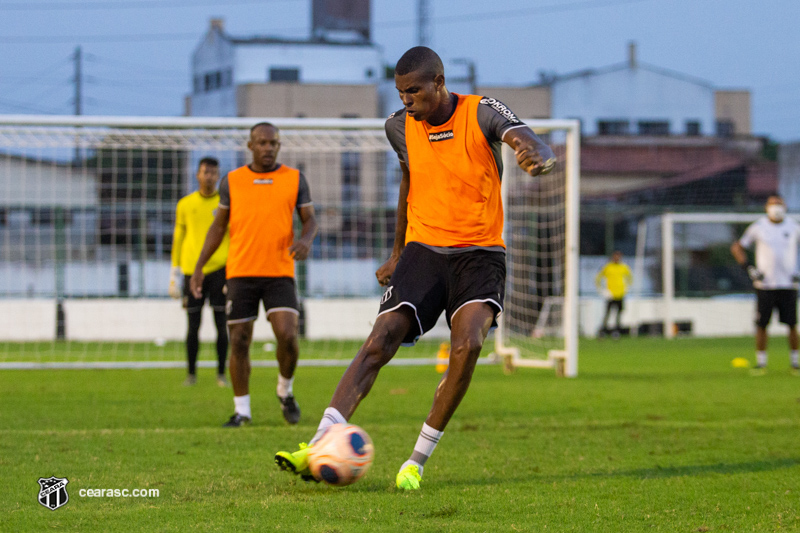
[191,123,318,427]
[275,47,556,489]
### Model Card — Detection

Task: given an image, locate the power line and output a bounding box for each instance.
[0,0,300,10]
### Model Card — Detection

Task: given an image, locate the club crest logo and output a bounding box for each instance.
[380,286,393,305]
[38,476,69,511]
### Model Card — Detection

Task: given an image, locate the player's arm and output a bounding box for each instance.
[502,127,556,177]
[169,203,186,299]
[731,230,763,281]
[190,206,229,298]
[376,161,410,287]
[289,205,318,261]
[730,240,748,266]
[595,267,606,289]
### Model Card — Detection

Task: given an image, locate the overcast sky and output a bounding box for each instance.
[0,0,797,141]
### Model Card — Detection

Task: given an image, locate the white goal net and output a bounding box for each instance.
[0,116,578,372]
[631,212,800,339]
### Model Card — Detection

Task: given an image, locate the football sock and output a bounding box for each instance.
[405,422,444,476]
[234,394,251,419]
[186,311,202,375]
[277,374,294,399]
[310,407,346,445]
[756,351,768,367]
[791,350,799,367]
[214,311,228,375]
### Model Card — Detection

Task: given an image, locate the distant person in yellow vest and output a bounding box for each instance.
[170,157,230,387]
[190,123,318,427]
[595,251,632,338]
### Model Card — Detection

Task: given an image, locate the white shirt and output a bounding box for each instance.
[739,216,800,289]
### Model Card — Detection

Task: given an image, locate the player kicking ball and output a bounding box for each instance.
[275,46,556,489]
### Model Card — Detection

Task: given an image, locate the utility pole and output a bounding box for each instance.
[74,46,82,116]
[417,0,430,47]
[73,46,82,164]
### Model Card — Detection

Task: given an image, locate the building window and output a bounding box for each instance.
[716,120,735,138]
[597,120,629,136]
[269,67,300,82]
[638,121,670,136]
[686,121,701,136]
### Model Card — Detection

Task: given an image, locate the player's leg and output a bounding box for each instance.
[612,299,623,338]
[396,302,494,490]
[276,243,441,481]
[775,289,799,371]
[396,248,504,490]
[600,299,613,336]
[753,289,772,372]
[182,273,204,386]
[185,311,201,385]
[207,268,229,387]
[223,277,260,426]
[274,308,414,480]
[268,309,301,424]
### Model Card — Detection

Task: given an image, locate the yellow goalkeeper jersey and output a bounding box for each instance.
[595,262,632,300]
[172,191,229,275]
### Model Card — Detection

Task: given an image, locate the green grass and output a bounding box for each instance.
[2,337,800,532]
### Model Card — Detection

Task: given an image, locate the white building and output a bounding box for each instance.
[549,43,749,137]
[188,18,383,118]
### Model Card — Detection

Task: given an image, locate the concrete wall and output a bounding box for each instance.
[0,296,776,342]
[236,83,379,118]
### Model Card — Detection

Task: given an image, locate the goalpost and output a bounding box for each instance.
[0,115,578,372]
[634,212,798,340]
[493,120,580,377]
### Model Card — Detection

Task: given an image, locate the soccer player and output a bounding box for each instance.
[731,195,800,375]
[170,157,230,387]
[595,251,632,338]
[275,46,556,489]
[190,123,318,426]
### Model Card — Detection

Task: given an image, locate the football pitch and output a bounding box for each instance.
[2,337,799,532]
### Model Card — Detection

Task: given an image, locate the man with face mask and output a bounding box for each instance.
[731,195,800,375]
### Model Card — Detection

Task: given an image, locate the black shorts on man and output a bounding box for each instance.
[226,277,299,323]
[378,242,506,346]
[183,267,227,312]
[755,289,798,328]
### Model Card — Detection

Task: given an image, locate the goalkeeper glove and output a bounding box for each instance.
[745,264,764,282]
[169,266,183,299]
[792,272,800,284]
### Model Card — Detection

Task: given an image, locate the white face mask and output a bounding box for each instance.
[767,204,786,222]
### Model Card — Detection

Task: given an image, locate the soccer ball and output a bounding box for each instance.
[307,423,374,486]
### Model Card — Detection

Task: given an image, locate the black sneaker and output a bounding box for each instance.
[278,395,301,425]
[223,413,251,427]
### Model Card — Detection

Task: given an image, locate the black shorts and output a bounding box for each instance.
[755,289,798,328]
[226,276,299,323]
[606,298,624,313]
[378,242,506,345]
[183,267,226,313]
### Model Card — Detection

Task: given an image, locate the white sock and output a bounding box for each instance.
[310,407,347,445]
[233,394,251,419]
[277,374,294,398]
[756,351,768,367]
[401,459,423,476]
[405,422,444,476]
[791,350,799,367]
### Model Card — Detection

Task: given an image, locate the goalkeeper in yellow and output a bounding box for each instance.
[170,157,230,386]
[595,251,632,338]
